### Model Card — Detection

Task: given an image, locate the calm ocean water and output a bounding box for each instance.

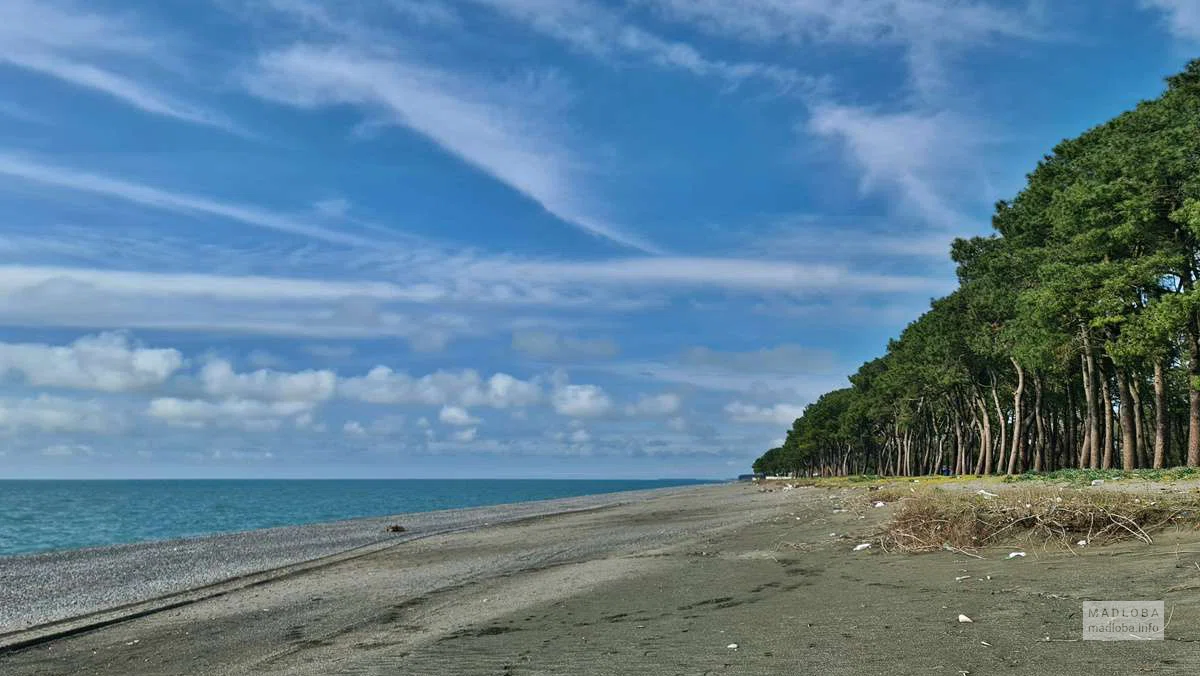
[0,479,710,557]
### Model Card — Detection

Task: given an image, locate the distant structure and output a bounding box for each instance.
[737,473,766,482]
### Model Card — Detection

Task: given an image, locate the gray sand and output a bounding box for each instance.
[0,484,702,634]
[4,482,1199,675]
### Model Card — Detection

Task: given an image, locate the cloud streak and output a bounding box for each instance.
[0,0,240,133]
[807,104,983,230]
[643,0,1038,98]
[463,0,812,92]
[1142,0,1200,41]
[0,154,384,247]
[244,44,661,253]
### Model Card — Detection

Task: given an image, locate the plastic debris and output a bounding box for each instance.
[980,641,992,647]
[853,543,872,551]
[955,575,971,582]
[727,643,739,650]
[957,614,973,623]
[1090,479,1104,486]
[976,490,998,499]
[1007,552,1026,559]
[1077,539,1088,546]
[872,501,887,508]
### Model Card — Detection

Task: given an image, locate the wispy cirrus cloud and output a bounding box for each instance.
[243,43,661,253]
[806,104,984,229]
[0,0,240,133]
[642,0,1039,99]
[737,215,959,262]
[1142,0,1200,41]
[512,330,619,361]
[631,1,1040,232]
[0,248,947,342]
[0,102,48,125]
[642,0,1034,45]
[0,154,387,248]
[461,0,814,92]
[465,256,949,294]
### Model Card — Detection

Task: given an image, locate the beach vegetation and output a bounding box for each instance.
[754,60,1200,479]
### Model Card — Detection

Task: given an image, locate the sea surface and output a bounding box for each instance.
[0,479,711,557]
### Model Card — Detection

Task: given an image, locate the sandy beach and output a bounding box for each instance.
[3,482,1200,675]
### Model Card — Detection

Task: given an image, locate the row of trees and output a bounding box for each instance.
[754,61,1200,478]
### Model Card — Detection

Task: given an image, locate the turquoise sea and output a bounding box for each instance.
[0,479,711,557]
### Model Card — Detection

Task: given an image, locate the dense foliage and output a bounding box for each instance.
[754,60,1200,477]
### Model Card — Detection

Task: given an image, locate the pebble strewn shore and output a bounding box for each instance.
[0,485,701,633]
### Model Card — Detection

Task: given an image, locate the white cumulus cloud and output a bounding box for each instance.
[147,397,314,431]
[339,367,541,409]
[724,401,806,425]
[0,395,127,434]
[200,359,337,403]
[625,393,682,417]
[551,384,612,417]
[439,405,481,426]
[0,332,183,392]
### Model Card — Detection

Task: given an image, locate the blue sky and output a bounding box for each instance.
[0,0,1196,479]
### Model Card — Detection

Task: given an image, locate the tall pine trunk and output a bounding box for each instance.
[1100,366,1114,470]
[1033,377,1045,472]
[955,415,965,475]
[1190,313,1200,467]
[1008,358,1025,475]
[1063,386,1076,471]
[1081,337,1100,469]
[974,396,990,475]
[991,383,1006,475]
[1116,368,1136,470]
[1130,376,1147,468]
[1154,358,1168,469]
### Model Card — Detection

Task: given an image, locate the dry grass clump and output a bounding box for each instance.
[880,487,1200,553]
[864,485,921,504]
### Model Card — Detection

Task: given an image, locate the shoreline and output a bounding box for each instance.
[0,478,714,559]
[0,483,712,635]
[5,482,1199,675]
